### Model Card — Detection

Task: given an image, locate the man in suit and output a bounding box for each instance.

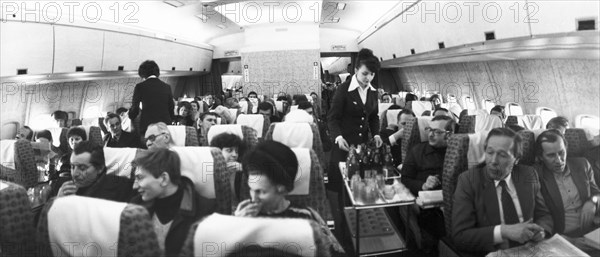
[380,109,414,167]
[533,130,599,238]
[104,113,142,148]
[452,128,553,255]
[129,60,175,135]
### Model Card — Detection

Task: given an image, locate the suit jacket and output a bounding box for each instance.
[534,157,600,235]
[129,78,175,134]
[452,164,553,254]
[327,76,380,146]
[103,131,142,148]
[76,169,134,203]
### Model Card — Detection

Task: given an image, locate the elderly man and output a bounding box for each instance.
[533,130,599,253]
[104,113,142,148]
[452,128,553,255]
[57,141,133,202]
[144,122,174,150]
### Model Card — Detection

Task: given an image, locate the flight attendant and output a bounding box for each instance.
[129,60,175,136]
[327,48,383,194]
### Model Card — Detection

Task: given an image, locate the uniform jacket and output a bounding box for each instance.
[129,77,175,134]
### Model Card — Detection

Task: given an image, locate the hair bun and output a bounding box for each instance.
[358,48,375,61]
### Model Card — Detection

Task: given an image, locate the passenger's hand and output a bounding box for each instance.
[580,200,596,229]
[422,175,441,190]
[234,199,262,217]
[531,229,545,242]
[501,220,544,244]
[336,137,349,151]
[227,162,243,172]
[392,128,404,142]
[57,181,77,197]
[373,136,383,148]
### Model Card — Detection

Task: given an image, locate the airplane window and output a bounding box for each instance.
[537,107,557,127]
[581,116,600,130]
[462,96,476,110]
[506,103,523,116]
[482,99,495,113]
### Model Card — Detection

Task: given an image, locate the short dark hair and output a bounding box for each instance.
[490,105,506,118]
[258,102,273,112]
[134,148,182,185]
[243,141,298,192]
[535,129,568,158]
[431,115,456,133]
[177,101,192,114]
[297,101,313,110]
[138,60,160,78]
[210,133,247,159]
[430,94,441,102]
[546,116,569,130]
[67,127,87,141]
[292,94,308,104]
[36,130,52,142]
[484,128,523,159]
[433,108,449,116]
[397,109,416,121]
[22,126,33,140]
[405,93,418,102]
[51,111,68,121]
[248,91,257,98]
[73,141,105,170]
[355,48,381,73]
[104,113,121,125]
[381,93,391,99]
[116,108,128,115]
[200,112,218,121]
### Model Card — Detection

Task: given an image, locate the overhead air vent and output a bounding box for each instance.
[118,66,124,71]
[17,69,27,75]
[410,49,416,55]
[438,42,445,49]
[485,31,495,41]
[76,66,84,72]
[275,28,288,32]
[172,67,176,71]
[577,19,596,31]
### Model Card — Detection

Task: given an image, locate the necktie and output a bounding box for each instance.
[499,180,519,224]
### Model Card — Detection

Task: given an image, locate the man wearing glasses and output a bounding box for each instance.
[144,122,174,150]
[401,115,455,251]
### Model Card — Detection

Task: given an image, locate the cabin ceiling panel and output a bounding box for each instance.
[0,22,53,76]
[102,32,142,72]
[529,1,600,35]
[54,26,104,73]
[319,0,399,33]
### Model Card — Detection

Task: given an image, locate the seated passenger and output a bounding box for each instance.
[51,127,87,197]
[533,130,599,252]
[258,102,281,122]
[234,141,343,255]
[145,122,174,150]
[210,133,246,199]
[131,148,204,257]
[452,128,553,254]
[174,101,194,126]
[116,107,132,132]
[197,112,218,146]
[430,94,442,109]
[401,115,455,195]
[52,110,68,128]
[433,107,450,117]
[546,116,570,134]
[247,92,260,114]
[381,109,415,166]
[190,100,202,127]
[57,141,134,202]
[103,113,142,148]
[490,105,506,122]
[15,126,33,141]
[381,93,392,103]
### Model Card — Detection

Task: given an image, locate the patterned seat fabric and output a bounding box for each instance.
[185,126,199,146]
[441,134,470,237]
[0,180,35,256]
[0,139,37,188]
[401,117,421,162]
[505,115,518,127]
[241,125,259,149]
[457,115,475,134]
[88,126,104,147]
[265,123,325,168]
[233,149,332,221]
[36,198,161,257]
[517,130,535,165]
[564,128,592,157]
[210,148,233,214]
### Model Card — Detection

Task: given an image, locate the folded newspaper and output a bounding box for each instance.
[486,234,589,257]
[416,190,443,208]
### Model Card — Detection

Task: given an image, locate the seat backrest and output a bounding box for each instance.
[0,140,37,188]
[236,114,269,139]
[461,96,477,111]
[167,125,198,146]
[505,102,524,116]
[207,124,258,149]
[0,180,35,254]
[535,107,557,127]
[442,134,470,237]
[406,101,433,117]
[1,121,19,140]
[401,116,433,161]
[171,146,232,214]
[457,114,475,134]
[506,115,544,130]
[37,196,161,257]
[378,103,393,118]
[265,122,325,169]
[78,125,103,147]
[104,147,140,179]
[381,109,402,130]
[179,213,331,257]
[564,128,593,157]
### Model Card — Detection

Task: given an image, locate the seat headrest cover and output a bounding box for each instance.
[386,109,402,127]
[236,115,265,138]
[104,147,138,178]
[0,140,16,169]
[467,130,489,168]
[272,123,313,149]
[193,213,317,257]
[289,148,311,195]
[284,110,314,124]
[48,196,127,257]
[171,146,216,199]
[167,125,187,146]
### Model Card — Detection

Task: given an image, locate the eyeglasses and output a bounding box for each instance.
[145,133,166,142]
[424,127,449,136]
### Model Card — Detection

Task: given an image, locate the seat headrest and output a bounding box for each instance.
[207,125,244,145]
[285,110,314,124]
[467,131,490,168]
[272,123,313,149]
[409,101,433,117]
[104,147,138,178]
[171,146,217,199]
[417,117,433,142]
[290,148,311,195]
[192,214,320,257]
[236,115,265,138]
[378,103,393,118]
[0,140,16,169]
[167,125,187,146]
[475,114,504,132]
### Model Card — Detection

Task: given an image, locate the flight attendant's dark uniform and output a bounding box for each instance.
[327,74,380,193]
